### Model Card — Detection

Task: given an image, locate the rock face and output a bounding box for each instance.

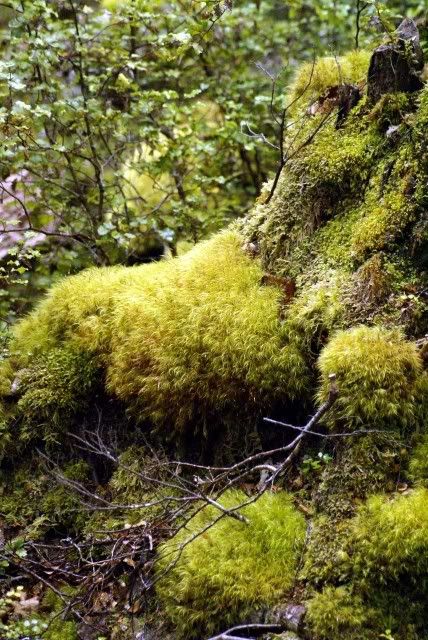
[367,18,424,103]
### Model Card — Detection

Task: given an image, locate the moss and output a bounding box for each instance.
[317,325,424,432]
[283,275,345,360]
[156,490,306,639]
[408,434,428,486]
[5,230,311,445]
[0,461,90,537]
[288,50,371,112]
[15,346,99,445]
[41,461,91,534]
[351,183,416,260]
[10,264,134,359]
[306,586,374,640]
[350,488,428,583]
[106,230,309,435]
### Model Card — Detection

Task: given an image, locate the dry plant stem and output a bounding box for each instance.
[0,376,339,623]
[206,622,284,640]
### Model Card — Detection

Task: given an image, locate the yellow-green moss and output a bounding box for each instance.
[288,50,371,112]
[11,264,135,359]
[283,275,345,359]
[317,326,423,431]
[15,346,99,444]
[350,488,428,582]
[351,183,416,259]
[6,231,311,442]
[156,490,306,639]
[306,586,374,640]
[106,231,308,433]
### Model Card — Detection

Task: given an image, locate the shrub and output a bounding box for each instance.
[317,325,423,431]
[156,490,306,639]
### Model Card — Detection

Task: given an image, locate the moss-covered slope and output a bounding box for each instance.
[0,46,428,640]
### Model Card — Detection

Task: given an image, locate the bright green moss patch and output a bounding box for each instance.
[317,326,423,431]
[288,50,371,112]
[6,230,311,443]
[351,183,416,259]
[11,264,135,359]
[306,586,373,640]
[106,230,308,434]
[156,490,306,639]
[351,488,428,581]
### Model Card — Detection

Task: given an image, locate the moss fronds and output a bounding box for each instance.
[317,325,423,431]
[350,488,428,582]
[408,434,428,486]
[16,346,100,444]
[288,50,371,112]
[106,230,309,433]
[11,264,133,359]
[283,275,345,360]
[306,586,373,640]
[351,182,416,259]
[156,490,306,638]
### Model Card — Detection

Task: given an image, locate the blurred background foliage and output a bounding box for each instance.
[0,0,426,327]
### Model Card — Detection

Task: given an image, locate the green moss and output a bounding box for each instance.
[350,488,428,582]
[156,490,306,639]
[0,461,90,536]
[283,275,345,360]
[351,183,416,259]
[408,434,428,486]
[106,230,308,434]
[288,50,371,112]
[317,325,423,432]
[306,586,374,640]
[41,461,91,534]
[6,231,311,443]
[16,346,100,445]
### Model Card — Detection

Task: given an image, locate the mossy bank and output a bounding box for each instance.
[0,45,428,640]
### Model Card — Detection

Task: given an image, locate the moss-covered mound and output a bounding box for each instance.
[306,488,428,640]
[0,45,427,640]
[2,230,312,450]
[156,490,306,639]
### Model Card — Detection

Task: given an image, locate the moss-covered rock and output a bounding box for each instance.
[306,586,374,640]
[317,325,424,432]
[156,490,306,639]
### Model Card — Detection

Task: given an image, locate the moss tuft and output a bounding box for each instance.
[156,490,306,639]
[306,586,374,640]
[317,325,423,432]
[350,488,428,585]
[288,50,371,112]
[106,230,308,434]
[16,346,100,445]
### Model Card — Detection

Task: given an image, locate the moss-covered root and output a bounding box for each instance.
[156,490,306,639]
